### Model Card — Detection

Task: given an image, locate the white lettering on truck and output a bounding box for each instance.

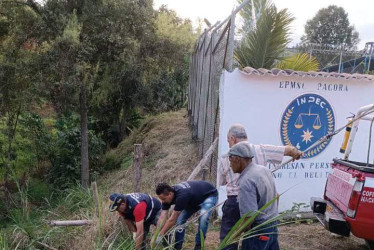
[360,178,374,204]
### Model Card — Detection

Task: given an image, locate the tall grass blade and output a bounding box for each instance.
[218,195,279,249]
[200,229,205,250]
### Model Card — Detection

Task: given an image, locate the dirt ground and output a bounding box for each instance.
[200,222,367,250]
[278,223,366,250]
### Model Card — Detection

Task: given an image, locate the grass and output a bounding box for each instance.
[0,231,10,250]
[1,110,201,249]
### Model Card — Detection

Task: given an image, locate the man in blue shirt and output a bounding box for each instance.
[109,192,161,250]
[153,181,218,250]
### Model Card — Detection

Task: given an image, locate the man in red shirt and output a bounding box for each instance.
[109,193,161,250]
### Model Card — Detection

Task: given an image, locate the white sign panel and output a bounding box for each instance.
[218,69,374,212]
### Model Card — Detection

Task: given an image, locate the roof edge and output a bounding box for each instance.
[240,67,374,81]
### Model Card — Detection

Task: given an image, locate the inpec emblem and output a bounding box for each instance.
[280,94,335,158]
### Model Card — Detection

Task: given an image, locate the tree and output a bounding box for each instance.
[0,1,42,187]
[0,0,198,191]
[302,5,359,49]
[143,7,197,112]
[235,3,294,69]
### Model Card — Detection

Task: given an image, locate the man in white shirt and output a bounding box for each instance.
[218,124,302,250]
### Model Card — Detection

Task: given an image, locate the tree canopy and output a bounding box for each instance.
[302,5,359,49]
[0,0,198,188]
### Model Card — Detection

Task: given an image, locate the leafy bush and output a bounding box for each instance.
[49,113,105,189]
[0,116,37,179]
[28,178,52,203]
[19,112,54,179]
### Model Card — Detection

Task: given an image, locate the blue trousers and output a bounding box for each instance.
[220,196,241,250]
[174,194,218,250]
[241,221,279,250]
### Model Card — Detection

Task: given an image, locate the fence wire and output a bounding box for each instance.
[187,0,371,184]
[187,4,243,184]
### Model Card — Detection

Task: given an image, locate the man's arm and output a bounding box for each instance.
[217,157,228,186]
[160,210,181,236]
[230,217,253,242]
[235,180,258,241]
[258,144,302,165]
[122,218,137,232]
[157,210,168,227]
[135,220,144,250]
[151,209,170,247]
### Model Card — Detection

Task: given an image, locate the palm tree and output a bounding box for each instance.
[234,2,294,69]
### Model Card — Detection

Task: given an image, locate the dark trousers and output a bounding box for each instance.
[241,221,279,250]
[220,196,241,250]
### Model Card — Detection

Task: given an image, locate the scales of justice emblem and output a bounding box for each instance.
[280,94,335,159]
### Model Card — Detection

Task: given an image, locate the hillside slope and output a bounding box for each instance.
[102,109,200,193]
[70,109,202,249]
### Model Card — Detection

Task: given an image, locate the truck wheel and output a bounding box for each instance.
[366,240,374,250]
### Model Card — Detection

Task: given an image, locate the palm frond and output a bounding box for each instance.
[277,53,319,71]
[238,0,271,33]
[218,194,279,249]
[235,5,294,69]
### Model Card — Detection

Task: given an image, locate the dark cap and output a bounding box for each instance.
[109,193,126,212]
[226,141,254,159]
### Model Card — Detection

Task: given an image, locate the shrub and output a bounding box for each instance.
[28,178,52,203]
[49,113,105,189]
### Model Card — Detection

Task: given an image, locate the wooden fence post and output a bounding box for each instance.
[49,220,93,226]
[133,144,143,192]
[91,181,99,217]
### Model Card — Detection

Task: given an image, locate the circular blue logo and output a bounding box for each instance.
[280,94,335,158]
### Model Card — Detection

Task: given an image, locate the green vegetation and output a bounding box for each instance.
[277,53,319,71]
[0,0,198,247]
[235,0,294,69]
[0,109,199,249]
[301,5,359,49]
[0,0,320,248]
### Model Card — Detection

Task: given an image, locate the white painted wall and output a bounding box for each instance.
[218,69,374,214]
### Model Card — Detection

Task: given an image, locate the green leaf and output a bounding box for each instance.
[218,194,279,249]
[235,4,294,69]
[277,53,319,71]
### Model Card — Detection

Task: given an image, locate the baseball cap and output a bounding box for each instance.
[226,141,254,159]
[109,193,126,212]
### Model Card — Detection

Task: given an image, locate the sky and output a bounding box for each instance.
[153,0,374,49]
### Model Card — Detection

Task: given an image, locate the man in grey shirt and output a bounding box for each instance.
[226,141,279,250]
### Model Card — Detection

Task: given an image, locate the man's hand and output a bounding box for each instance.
[285,145,303,161]
[132,232,136,241]
[291,147,303,160]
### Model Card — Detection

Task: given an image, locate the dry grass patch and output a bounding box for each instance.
[69,109,200,249]
[101,109,199,194]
